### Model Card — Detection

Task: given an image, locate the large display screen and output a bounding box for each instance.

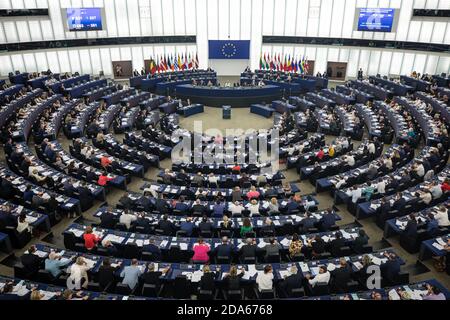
[67,8,103,31]
[357,8,395,32]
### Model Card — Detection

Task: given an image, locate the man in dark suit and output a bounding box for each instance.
[329,231,345,257]
[309,235,326,257]
[239,238,259,262]
[155,194,170,214]
[286,197,301,213]
[198,215,213,234]
[352,229,369,254]
[139,192,154,212]
[357,68,363,80]
[301,212,316,233]
[192,199,206,215]
[279,265,304,298]
[392,193,406,213]
[44,144,57,162]
[174,196,189,214]
[133,213,151,233]
[157,214,176,236]
[404,214,418,237]
[118,193,133,210]
[179,217,194,236]
[386,176,399,191]
[0,205,18,229]
[319,208,336,231]
[331,258,352,293]
[21,245,42,277]
[399,172,411,188]
[99,207,116,229]
[380,252,401,285]
[142,238,162,261]
[98,257,121,291]
[214,236,233,261]
[62,178,77,197]
[9,147,23,164]
[176,169,189,184]
[0,176,15,200]
[4,138,13,156]
[77,182,93,211]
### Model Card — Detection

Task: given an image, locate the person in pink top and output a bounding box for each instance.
[192,238,210,262]
[246,186,260,200]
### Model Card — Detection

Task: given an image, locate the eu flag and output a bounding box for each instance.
[208,40,250,59]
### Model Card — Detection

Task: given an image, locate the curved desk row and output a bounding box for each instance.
[175,84,283,107]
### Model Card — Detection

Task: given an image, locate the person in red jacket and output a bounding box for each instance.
[232,163,241,173]
[441,178,450,192]
[316,148,325,160]
[98,171,113,186]
[100,154,112,169]
[83,226,100,251]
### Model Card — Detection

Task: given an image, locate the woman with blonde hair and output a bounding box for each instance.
[66,256,90,290]
[249,199,260,216]
[268,197,279,215]
[223,264,245,292]
[30,290,44,300]
[220,215,233,235]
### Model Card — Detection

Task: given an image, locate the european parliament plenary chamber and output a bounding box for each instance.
[0,0,448,317]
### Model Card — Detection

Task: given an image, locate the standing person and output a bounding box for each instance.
[67,257,90,290]
[357,68,363,80]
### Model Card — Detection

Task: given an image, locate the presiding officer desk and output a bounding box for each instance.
[175,84,282,107]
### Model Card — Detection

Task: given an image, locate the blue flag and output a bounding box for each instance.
[208,40,251,59]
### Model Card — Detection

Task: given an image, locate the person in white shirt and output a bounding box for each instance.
[229,201,244,216]
[307,265,330,287]
[346,185,362,203]
[208,173,219,185]
[415,163,425,177]
[287,145,295,156]
[80,145,90,157]
[417,190,432,205]
[334,176,347,189]
[433,206,450,227]
[429,182,443,199]
[16,213,31,233]
[256,265,274,291]
[119,210,137,229]
[345,155,355,166]
[368,142,376,154]
[377,179,386,194]
[248,199,260,216]
[29,166,46,183]
[66,257,90,290]
[384,157,393,170]
[341,139,349,149]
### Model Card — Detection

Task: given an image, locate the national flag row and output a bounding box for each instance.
[148,52,200,75]
[259,53,310,74]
